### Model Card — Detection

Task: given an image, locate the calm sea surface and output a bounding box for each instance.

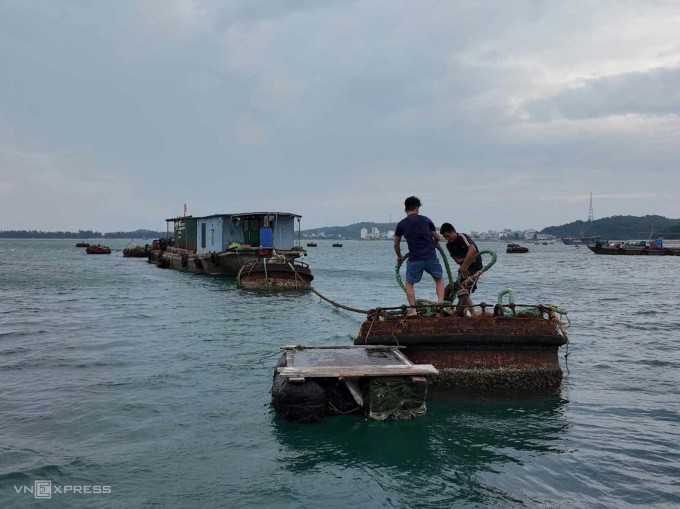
[1,239,679,508]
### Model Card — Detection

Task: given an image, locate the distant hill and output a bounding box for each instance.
[540,215,680,240]
[302,222,397,239]
[0,229,165,239]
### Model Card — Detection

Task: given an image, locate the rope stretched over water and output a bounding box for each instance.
[287,262,371,314]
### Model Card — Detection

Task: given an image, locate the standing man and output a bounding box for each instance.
[394,196,445,316]
[439,223,483,295]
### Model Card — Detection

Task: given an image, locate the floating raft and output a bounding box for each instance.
[354,305,568,390]
[506,243,528,253]
[272,345,438,423]
[237,259,313,291]
[86,245,111,254]
[123,245,148,257]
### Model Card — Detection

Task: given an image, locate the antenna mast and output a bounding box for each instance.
[587,192,594,222]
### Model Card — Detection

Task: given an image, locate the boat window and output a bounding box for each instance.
[201,223,206,249]
[211,228,215,246]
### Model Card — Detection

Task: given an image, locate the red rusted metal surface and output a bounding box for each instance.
[354,314,567,372]
[86,245,111,254]
[402,345,558,370]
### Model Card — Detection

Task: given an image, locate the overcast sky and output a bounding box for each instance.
[1,0,679,233]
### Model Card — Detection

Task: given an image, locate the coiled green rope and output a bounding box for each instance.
[395,246,497,292]
[497,287,568,317]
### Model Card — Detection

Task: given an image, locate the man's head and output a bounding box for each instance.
[440,222,458,242]
[404,196,422,212]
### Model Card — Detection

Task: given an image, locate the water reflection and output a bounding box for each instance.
[271,389,569,478]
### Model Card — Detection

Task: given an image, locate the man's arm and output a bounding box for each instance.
[431,230,441,247]
[394,235,403,262]
[459,236,478,277]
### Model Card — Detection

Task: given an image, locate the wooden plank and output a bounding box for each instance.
[392,349,414,365]
[277,364,438,378]
[285,349,294,367]
[344,379,364,407]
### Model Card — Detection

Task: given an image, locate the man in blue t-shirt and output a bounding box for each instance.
[394,196,445,316]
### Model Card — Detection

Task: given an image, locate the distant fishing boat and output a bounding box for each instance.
[75,242,90,248]
[332,242,343,247]
[306,242,317,247]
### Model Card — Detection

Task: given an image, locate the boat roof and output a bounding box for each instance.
[165,212,302,221]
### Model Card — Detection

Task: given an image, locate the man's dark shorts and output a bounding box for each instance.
[405,258,443,283]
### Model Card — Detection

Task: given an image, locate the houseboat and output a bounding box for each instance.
[148,212,308,276]
[587,238,680,256]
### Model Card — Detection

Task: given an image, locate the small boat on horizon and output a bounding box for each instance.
[506,243,529,253]
[306,242,317,247]
[75,242,90,248]
[332,242,343,247]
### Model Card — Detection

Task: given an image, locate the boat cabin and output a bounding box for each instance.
[165,212,302,254]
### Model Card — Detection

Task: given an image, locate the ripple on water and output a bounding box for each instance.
[1,239,680,507]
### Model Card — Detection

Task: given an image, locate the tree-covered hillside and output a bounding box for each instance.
[540,215,680,240]
[0,229,165,239]
[302,222,397,239]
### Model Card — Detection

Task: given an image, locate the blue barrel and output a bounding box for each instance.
[260,227,273,247]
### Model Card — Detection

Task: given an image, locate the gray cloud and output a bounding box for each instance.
[523,66,680,121]
[1,0,679,232]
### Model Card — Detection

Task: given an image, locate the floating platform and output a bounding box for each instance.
[86,245,111,254]
[354,305,568,390]
[271,345,438,423]
[237,259,313,291]
[506,243,528,253]
[123,245,148,257]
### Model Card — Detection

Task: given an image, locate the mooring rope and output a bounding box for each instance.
[287,262,372,314]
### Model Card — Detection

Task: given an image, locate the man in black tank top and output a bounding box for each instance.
[440,223,483,295]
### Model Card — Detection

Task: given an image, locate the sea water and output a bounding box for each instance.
[0,239,679,508]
